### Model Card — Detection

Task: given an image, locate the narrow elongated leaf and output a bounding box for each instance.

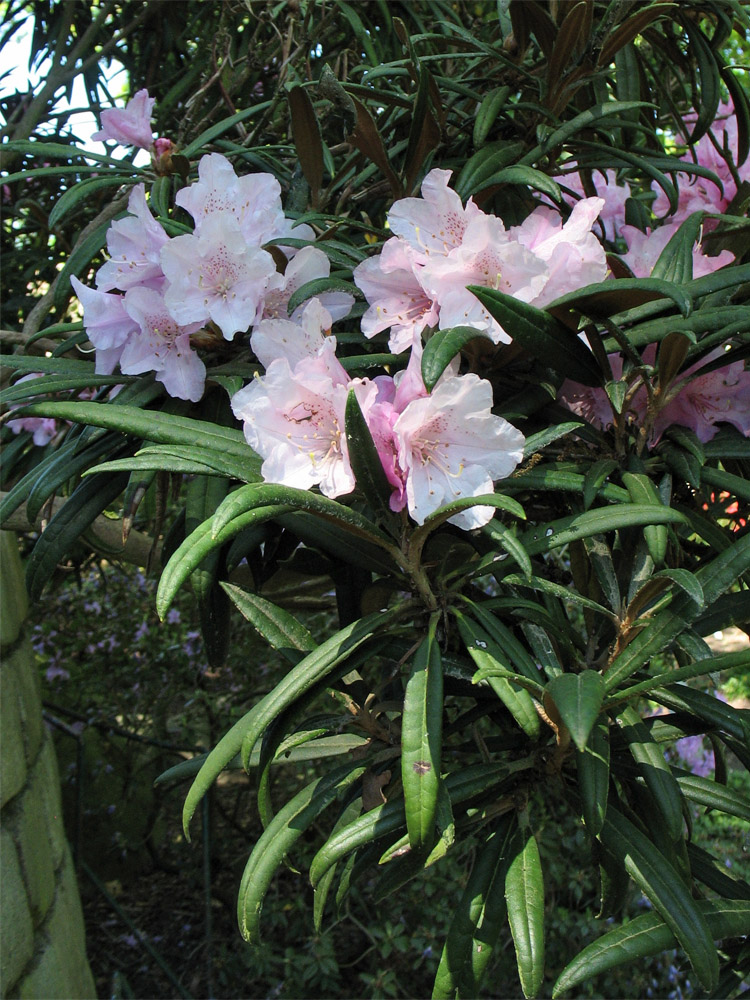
[553,899,750,998]
[598,806,719,992]
[16,401,259,476]
[519,101,649,166]
[49,175,133,229]
[467,287,602,386]
[577,714,610,836]
[456,612,541,737]
[309,762,517,888]
[605,533,750,691]
[622,472,667,566]
[472,86,511,148]
[211,482,395,550]
[505,827,545,999]
[237,605,406,773]
[673,769,750,822]
[616,705,685,842]
[238,762,367,942]
[650,212,704,283]
[286,277,358,315]
[157,505,292,617]
[345,389,395,520]
[421,326,494,391]
[181,608,406,837]
[545,672,606,753]
[462,598,544,686]
[25,471,130,600]
[220,583,315,659]
[402,615,443,851]
[546,277,691,320]
[432,814,516,999]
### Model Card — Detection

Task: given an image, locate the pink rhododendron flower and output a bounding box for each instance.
[71,277,139,374]
[160,213,281,339]
[175,153,286,246]
[6,375,59,445]
[258,245,354,325]
[354,238,439,352]
[92,89,154,149]
[653,355,750,443]
[508,198,608,307]
[231,343,374,498]
[355,169,608,349]
[560,346,750,445]
[387,168,482,259]
[553,164,631,242]
[120,286,205,401]
[96,184,169,292]
[393,372,525,529]
[620,223,734,279]
[651,101,749,223]
[251,298,345,376]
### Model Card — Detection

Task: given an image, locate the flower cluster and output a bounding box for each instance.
[353,168,609,352]
[232,165,613,528]
[231,306,525,528]
[73,153,347,401]
[556,100,746,444]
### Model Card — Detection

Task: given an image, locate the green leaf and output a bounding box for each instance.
[605,533,750,691]
[49,175,134,229]
[598,806,719,992]
[432,814,516,999]
[621,472,667,566]
[552,899,750,998]
[237,762,367,942]
[456,611,542,738]
[182,608,405,838]
[345,389,396,520]
[454,139,526,200]
[505,827,545,999]
[17,401,260,480]
[402,614,443,852]
[220,583,315,660]
[309,761,518,892]
[545,672,606,753]
[238,606,406,772]
[522,422,582,459]
[462,598,544,686]
[577,715,610,837]
[91,443,261,481]
[481,522,533,580]
[157,505,292,617]
[412,493,527,550]
[546,277,691,321]
[211,483,395,550]
[472,86,511,148]
[24,471,129,600]
[519,101,650,166]
[616,705,685,842]
[421,326,494,391]
[467,287,602,386]
[516,505,687,562]
[179,105,271,158]
[286,276,357,315]
[673,769,750,822]
[650,212,704,284]
[473,164,562,201]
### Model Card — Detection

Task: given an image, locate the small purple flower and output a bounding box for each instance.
[167,609,181,624]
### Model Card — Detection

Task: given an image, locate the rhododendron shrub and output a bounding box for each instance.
[2,3,750,997]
